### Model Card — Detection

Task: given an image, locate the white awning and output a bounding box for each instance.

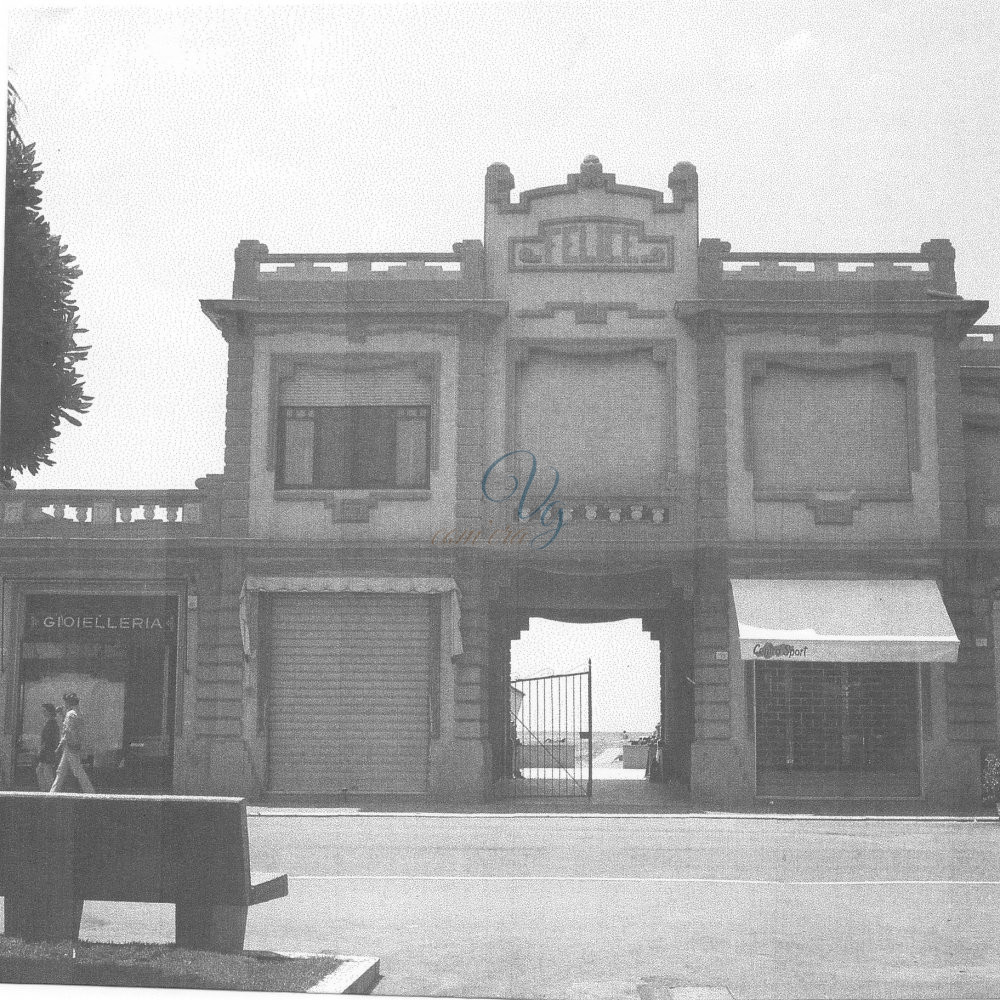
[240,576,463,657]
[730,579,959,663]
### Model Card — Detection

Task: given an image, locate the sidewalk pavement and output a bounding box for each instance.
[35,812,1000,999]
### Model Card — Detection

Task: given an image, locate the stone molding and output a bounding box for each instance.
[695,313,729,541]
[485,156,697,215]
[516,302,670,325]
[742,351,922,518]
[507,217,674,273]
[505,337,679,482]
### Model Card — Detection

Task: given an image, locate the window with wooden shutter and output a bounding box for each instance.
[277,406,431,490]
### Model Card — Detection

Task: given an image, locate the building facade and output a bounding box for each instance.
[1,155,998,810]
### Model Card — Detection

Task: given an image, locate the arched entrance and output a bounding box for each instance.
[487,567,694,806]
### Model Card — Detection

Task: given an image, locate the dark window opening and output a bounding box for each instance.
[277,405,430,490]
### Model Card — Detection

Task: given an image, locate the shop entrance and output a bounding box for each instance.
[14,595,179,792]
[754,661,922,799]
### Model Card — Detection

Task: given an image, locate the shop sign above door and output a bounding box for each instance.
[24,596,178,641]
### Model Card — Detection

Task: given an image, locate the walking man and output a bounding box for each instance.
[35,702,61,790]
[49,692,95,793]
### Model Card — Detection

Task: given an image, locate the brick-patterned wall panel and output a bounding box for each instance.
[455,317,487,528]
[945,580,996,742]
[452,561,488,741]
[935,333,969,542]
[696,315,728,540]
[221,329,254,537]
[693,562,731,741]
[193,556,245,738]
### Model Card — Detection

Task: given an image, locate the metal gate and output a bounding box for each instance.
[502,660,592,798]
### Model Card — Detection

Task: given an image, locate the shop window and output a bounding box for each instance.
[748,361,913,499]
[277,406,430,490]
[964,424,1000,531]
[754,662,921,798]
[15,596,178,792]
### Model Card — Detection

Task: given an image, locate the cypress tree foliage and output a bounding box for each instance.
[2,84,91,483]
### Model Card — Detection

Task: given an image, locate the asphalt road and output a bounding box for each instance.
[28,813,1000,999]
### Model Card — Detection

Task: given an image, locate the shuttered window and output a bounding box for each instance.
[277,406,430,489]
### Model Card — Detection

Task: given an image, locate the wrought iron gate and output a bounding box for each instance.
[502,660,592,798]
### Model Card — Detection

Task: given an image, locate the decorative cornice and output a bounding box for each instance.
[516,302,670,325]
[324,497,381,524]
[508,336,676,366]
[675,299,989,332]
[803,494,865,526]
[199,298,508,333]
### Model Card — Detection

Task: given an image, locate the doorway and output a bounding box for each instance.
[504,616,671,803]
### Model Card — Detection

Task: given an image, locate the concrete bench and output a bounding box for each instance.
[0,792,287,953]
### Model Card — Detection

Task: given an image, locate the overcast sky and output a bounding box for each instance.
[512,618,661,733]
[8,1,998,491]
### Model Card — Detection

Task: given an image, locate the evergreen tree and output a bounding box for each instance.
[2,84,91,483]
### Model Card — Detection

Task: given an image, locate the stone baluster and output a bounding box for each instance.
[52,505,66,521]
[164,506,180,523]
[608,507,621,523]
[651,509,665,524]
[73,506,89,523]
[93,502,114,525]
[118,506,133,523]
[630,505,643,521]
[3,501,25,523]
[585,505,598,521]
[142,504,157,521]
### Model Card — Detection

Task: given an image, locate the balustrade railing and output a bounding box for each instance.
[559,499,672,524]
[0,490,213,535]
[698,239,957,295]
[233,240,485,299]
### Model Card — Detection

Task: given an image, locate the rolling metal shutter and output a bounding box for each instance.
[267,593,434,795]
